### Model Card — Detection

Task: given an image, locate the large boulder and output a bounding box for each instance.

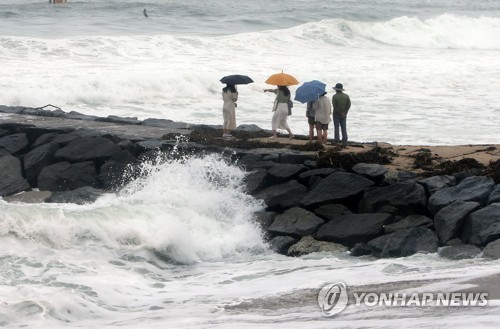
[488,185,500,205]
[298,168,339,187]
[383,170,417,185]
[254,180,308,210]
[23,142,60,186]
[359,182,427,214]
[266,163,309,183]
[483,239,500,260]
[98,150,138,190]
[55,137,121,164]
[301,172,375,209]
[243,168,269,194]
[0,128,9,138]
[0,155,30,197]
[238,155,275,171]
[268,207,325,238]
[375,227,439,258]
[433,201,481,244]
[32,132,60,147]
[316,213,392,246]
[252,211,277,231]
[0,133,29,155]
[269,236,299,254]
[462,203,500,246]
[37,161,98,192]
[313,204,352,222]
[287,236,347,256]
[438,245,481,260]
[352,163,388,184]
[428,176,495,214]
[383,214,433,234]
[418,175,456,195]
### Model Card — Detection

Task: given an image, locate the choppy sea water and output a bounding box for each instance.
[1,1,500,328]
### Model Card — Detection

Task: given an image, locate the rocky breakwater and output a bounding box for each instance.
[1,105,500,261]
[243,148,500,261]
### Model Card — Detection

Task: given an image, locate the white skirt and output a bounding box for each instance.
[272,103,290,131]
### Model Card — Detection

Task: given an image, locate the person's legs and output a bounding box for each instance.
[333,114,340,142]
[309,124,314,142]
[340,117,348,145]
[315,122,323,144]
[322,127,328,144]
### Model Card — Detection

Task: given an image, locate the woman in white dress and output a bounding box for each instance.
[263,85,293,139]
[222,84,238,137]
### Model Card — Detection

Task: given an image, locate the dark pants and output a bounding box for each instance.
[333,113,347,145]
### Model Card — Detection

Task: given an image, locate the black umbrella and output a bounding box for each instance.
[220,75,254,85]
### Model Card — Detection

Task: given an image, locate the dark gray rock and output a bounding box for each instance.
[64,111,98,121]
[38,161,98,192]
[98,150,138,190]
[0,147,9,157]
[352,163,388,184]
[0,105,25,114]
[268,207,325,238]
[303,160,318,168]
[434,201,481,244]
[313,204,352,221]
[446,238,464,246]
[3,190,52,203]
[384,214,433,234]
[55,137,121,164]
[488,185,500,205]
[463,203,500,246]
[438,245,481,260]
[378,227,439,258]
[428,176,495,214]
[47,186,104,205]
[0,155,30,197]
[301,172,375,209]
[233,124,264,133]
[135,139,172,153]
[316,213,392,246]
[254,180,308,210]
[252,211,277,231]
[23,142,60,186]
[350,243,375,257]
[267,163,309,183]
[141,118,174,127]
[367,234,392,256]
[243,168,269,194]
[278,153,315,164]
[269,236,299,254]
[33,132,60,147]
[418,175,456,195]
[383,170,417,185]
[96,115,141,125]
[287,236,347,256]
[298,168,338,181]
[0,133,29,155]
[359,182,427,214]
[239,154,275,171]
[0,128,9,138]
[51,133,80,145]
[483,239,500,260]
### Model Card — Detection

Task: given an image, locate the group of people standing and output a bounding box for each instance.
[221,83,351,146]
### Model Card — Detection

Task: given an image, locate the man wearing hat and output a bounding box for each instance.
[331,83,351,146]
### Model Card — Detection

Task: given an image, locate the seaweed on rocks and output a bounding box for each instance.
[410,148,440,170]
[485,159,500,183]
[316,146,395,171]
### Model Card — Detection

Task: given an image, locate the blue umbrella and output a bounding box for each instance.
[294,80,327,103]
[220,75,254,85]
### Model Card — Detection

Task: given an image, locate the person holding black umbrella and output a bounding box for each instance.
[222,84,238,137]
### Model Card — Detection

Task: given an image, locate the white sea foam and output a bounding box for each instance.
[1,14,499,144]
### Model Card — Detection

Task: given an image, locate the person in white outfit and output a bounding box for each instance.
[314,92,332,144]
[263,85,293,139]
[222,84,238,137]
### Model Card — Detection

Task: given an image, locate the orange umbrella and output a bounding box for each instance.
[265,71,299,86]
